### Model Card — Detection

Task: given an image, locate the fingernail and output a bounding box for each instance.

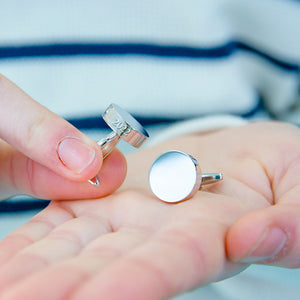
[241,227,287,263]
[57,137,96,174]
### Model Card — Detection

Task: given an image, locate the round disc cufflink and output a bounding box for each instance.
[149,150,223,203]
[88,103,149,186]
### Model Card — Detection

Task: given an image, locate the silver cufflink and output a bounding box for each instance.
[89,103,149,185]
[149,150,223,203]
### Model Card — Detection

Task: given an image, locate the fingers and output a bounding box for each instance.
[0,203,74,267]
[1,144,127,200]
[73,224,239,300]
[0,224,149,299]
[0,205,110,294]
[0,74,102,182]
[226,201,300,268]
[227,148,300,268]
[69,220,244,300]
[0,195,244,300]
[0,223,227,300]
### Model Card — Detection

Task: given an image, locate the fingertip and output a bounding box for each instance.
[226,206,295,266]
[17,148,126,201]
[96,148,127,194]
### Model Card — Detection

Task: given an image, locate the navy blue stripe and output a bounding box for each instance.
[0,41,299,72]
[67,97,263,130]
[240,96,265,118]
[68,115,179,129]
[0,42,233,59]
[236,42,299,72]
[0,199,49,213]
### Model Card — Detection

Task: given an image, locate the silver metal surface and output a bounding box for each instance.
[97,131,121,159]
[149,151,223,203]
[103,103,149,148]
[88,103,149,186]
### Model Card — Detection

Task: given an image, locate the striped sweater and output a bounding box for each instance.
[0,0,299,128]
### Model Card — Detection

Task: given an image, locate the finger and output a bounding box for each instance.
[0,74,102,181]
[0,202,73,266]
[0,207,112,294]
[70,221,244,300]
[227,155,300,268]
[1,145,126,200]
[226,201,300,268]
[0,228,149,300]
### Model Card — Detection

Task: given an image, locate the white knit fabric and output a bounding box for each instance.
[0,0,299,121]
[0,1,300,299]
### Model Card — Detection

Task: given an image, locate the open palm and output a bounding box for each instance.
[0,122,299,300]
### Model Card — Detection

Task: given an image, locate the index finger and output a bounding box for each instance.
[0,74,102,181]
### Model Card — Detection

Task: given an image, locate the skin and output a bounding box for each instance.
[0,74,300,299]
[0,74,127,200]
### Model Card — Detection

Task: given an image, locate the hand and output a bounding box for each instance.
[0,74,126,200]
[0,122,299,300]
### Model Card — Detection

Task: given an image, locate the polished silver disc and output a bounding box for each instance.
[149,151,202,203]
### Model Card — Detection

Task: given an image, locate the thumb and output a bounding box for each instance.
[1,140,127,200]
[226,204,299,268]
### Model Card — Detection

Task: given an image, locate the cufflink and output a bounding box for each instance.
[149,150,223,203]
[89,103,149,185]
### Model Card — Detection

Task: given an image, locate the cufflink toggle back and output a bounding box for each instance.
[88,103,149,186]
[149,151,223,203]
